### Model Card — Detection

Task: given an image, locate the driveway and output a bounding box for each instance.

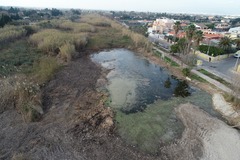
[197,56,240,83]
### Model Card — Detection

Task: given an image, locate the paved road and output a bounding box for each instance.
[197,56,240,83]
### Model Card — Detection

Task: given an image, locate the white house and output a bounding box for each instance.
[228,27,240,39]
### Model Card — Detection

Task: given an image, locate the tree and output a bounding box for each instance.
[185,24,196,54]
[218,36,232,52]
[177,38,188,54]
[0,14,12,27]
[170,44,179,54]
[173,21,181,43]
[234,38,240,50]
[51,8,63,16]
[205,23,215,30]
[170,38,188,55]
[193,30,203,49]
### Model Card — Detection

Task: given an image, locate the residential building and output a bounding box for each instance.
[194,23,208,30]
[227,27,240,39]
[215,23,231,31]
[152,18,174,34]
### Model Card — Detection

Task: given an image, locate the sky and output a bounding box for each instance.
[1,0,240,15]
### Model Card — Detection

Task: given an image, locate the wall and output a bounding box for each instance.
[195,51,234,62]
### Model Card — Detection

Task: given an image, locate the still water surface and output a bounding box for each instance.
[91,49,221,153]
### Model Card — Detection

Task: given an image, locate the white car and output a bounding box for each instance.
[234,51,240,58]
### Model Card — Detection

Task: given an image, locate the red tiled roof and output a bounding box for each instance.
[203,33,223,39]
[168,31,186,38]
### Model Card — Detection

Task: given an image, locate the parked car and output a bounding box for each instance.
[234,51,240,58]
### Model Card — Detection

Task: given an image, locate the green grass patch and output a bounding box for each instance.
[0,39,43,76]
[164,56,180,67]
[197,69,230,86]
[189,73,207,83]
[153,50,162,57]
[153,49,179,67]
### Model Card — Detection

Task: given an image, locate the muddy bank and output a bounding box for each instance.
[161,103,240,160]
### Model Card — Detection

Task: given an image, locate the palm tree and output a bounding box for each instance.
[173,21,181,43]
[193,30,203,48]
[185,24,196,54]
[193,30,203,54]
[218,36,232,51]
[234,38,240,49]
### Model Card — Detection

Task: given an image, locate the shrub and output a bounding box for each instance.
[198,45,224,56]
[0,25,26,44]
[59,43,76,62]
[182,68,191,76]
[33,56,60,84]
[0,78,15,112]
[29,29,88,53]
[14,77,42,122]
[0,76,42,122]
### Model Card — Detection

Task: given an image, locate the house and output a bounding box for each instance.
[152,18,174,34]
[168,31,186,38]
[201,31,223,46]
[215,23,231,31]
[194,23,208,30]
[228,27,240,39]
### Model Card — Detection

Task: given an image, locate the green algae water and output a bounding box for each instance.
[91,49,221,154]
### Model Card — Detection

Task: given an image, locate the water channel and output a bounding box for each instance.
[91,49,222,153]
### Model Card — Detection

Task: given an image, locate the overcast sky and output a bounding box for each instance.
[1,0,240,15]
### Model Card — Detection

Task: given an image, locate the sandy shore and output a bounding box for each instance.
[161,103,240,160]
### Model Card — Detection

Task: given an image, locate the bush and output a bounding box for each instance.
[29,29,88,53]
[59,43,76,62]
[182,68,191,76]
[33,56,60,84]
[0,78,15,112]
[0,76,42,122]
[0,25,26,44]
[198,45,224,56]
